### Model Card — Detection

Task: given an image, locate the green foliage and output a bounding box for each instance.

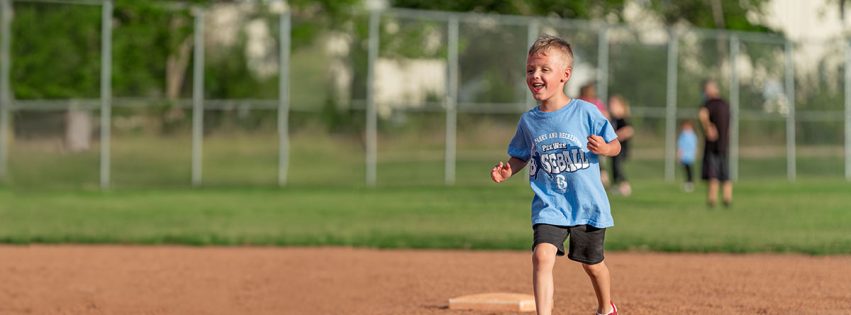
[8,0,783,135]
[290,0,361,22]
[390,0,627,20]
[113,1,193,98]
[647,0,776,32]
[12,3,101,99]
[9,0,359,100]
[380,18,445,59]
[388,0,630,104]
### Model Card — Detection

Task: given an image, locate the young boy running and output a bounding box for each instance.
[490,35,621,315]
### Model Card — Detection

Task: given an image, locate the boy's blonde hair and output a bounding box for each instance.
[528,34,574,70]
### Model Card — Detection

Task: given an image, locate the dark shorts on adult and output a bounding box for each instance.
[701,150,729,181]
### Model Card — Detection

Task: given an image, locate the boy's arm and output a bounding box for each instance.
[587,136,621,157]
[491,157,528,183]
[506,157,528,175]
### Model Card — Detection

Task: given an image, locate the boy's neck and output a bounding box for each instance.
[538,92,571,112]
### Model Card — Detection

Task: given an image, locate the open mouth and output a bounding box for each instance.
[530,83,544,93]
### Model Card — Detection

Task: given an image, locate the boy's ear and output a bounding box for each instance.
[562,66,572,83]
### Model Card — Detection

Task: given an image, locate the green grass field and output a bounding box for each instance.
[2,178,850,254]
[2,129,850,254]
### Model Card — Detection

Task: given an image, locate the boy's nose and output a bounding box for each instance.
[530,70,541,79]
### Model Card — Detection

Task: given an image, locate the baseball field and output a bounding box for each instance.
[6,1,851,313]
[1,131,850,314]
[2,172,851,314]
[2,246,849,314]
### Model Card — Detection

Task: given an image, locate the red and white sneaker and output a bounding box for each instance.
[595,301,618,315]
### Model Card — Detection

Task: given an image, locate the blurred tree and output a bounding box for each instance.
[10,0,360,134]
[392,0,776,32]
[386,1,621,105]
[7,0,793,140]
[11,3,101,99]
[387,0,778,104]
[648,0,774,32]
[11,0,357,99]
[10,3,102,148]
[390,0,627,20]
[647,0,776,67]
[111,1,194,102]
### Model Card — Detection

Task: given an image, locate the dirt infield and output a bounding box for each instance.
[1,246,850,315]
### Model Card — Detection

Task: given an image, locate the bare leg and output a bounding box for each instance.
[707,179,719,207]
[722,180,733,205]
[583,261,613,314]
[532,243,558,315]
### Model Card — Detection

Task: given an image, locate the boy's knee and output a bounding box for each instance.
[532,244,557,269]
[581,261,607,276]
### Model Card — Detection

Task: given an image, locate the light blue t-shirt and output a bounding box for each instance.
[507,99,618,228]
[677,130,697,164]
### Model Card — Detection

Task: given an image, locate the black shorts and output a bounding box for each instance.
[701,150,729,181]
[533,224,606,264]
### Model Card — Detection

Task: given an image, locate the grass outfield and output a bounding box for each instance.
[2,178,850,254]
[3,130,850,254]
[6,131,847,187]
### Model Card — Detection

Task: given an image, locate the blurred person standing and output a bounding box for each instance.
[698,79,732,208]
[677,120,698,192]
[579,82,609,119]
[580,82,611,188]
[608,95,633,196]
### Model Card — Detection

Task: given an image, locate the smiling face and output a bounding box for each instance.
[526,49,572,102]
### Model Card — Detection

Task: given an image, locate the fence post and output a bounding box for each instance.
[191,8,205,186]
[729,35,739,181]
[597,26,609,104]
[664,29,678,182]
[784,40,796,182]
[0,0,10,182]
[365,10,379,186]
[525,19,538,109]
[99,0,112,189]
[846,38,851,181]
[278,6,290,186]
[444,16,458,186]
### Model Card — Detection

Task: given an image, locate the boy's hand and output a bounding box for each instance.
[491,161,512,183]
[587,135,610,156]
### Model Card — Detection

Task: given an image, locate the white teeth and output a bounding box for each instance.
[533,83,544,88]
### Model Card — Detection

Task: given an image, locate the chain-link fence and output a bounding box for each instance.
[0,0,849,189]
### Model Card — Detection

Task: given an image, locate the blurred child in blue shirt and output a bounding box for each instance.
[678,120,698,192]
